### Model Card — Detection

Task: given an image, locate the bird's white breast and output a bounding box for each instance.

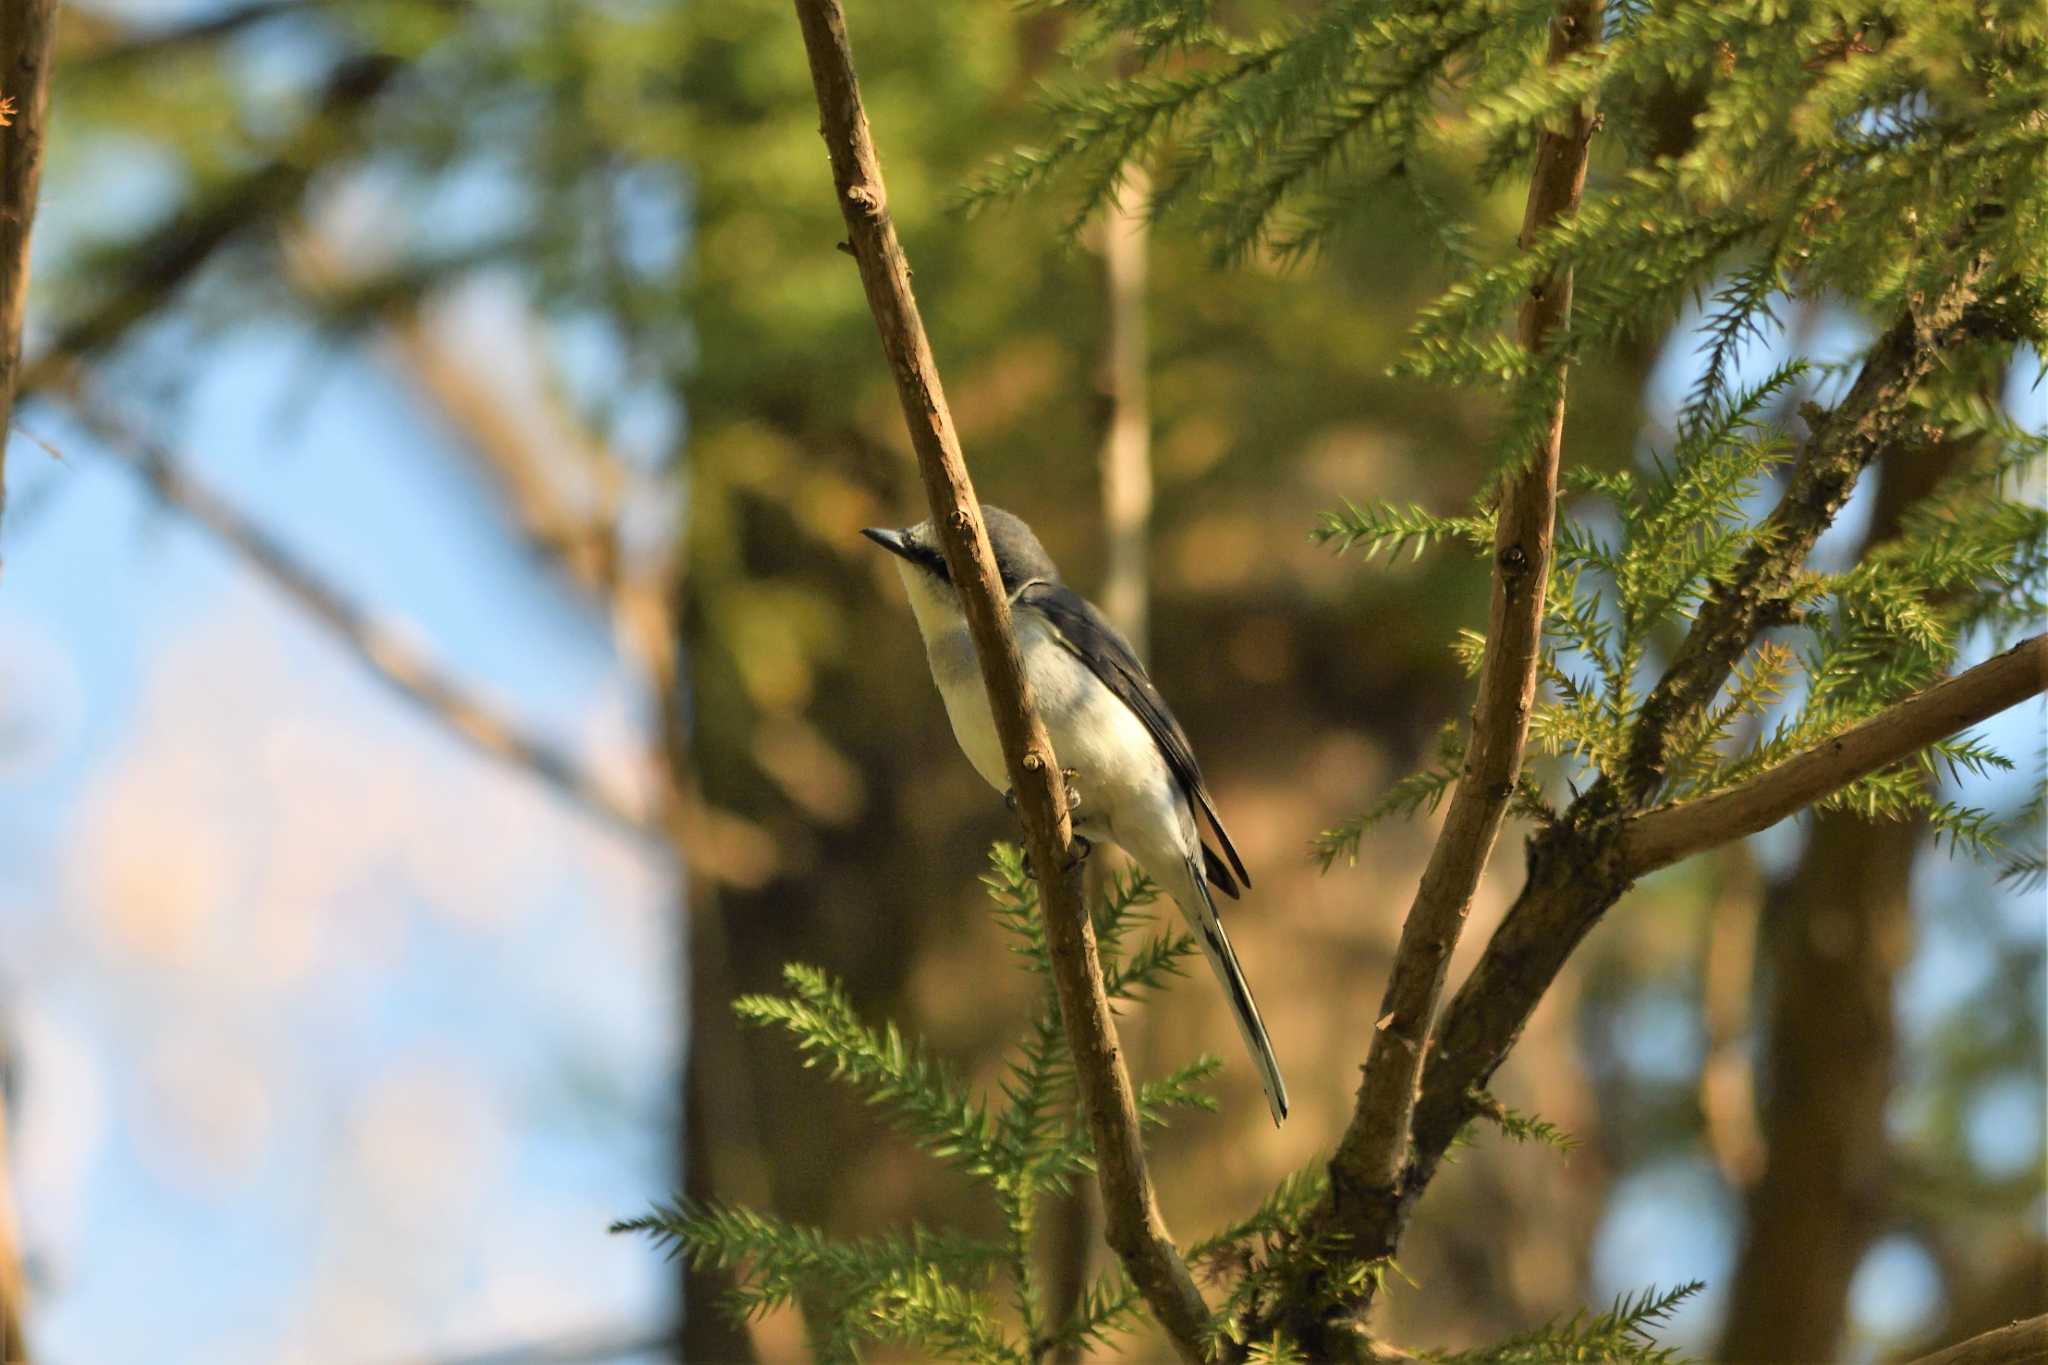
[893,561,1193,866]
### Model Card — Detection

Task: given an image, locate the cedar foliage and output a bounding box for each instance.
[968,0,2046,869]
[619,0,2046,1356]
[618,848,1288,1362]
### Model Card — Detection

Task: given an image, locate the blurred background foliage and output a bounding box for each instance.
[0,0,2038,1362]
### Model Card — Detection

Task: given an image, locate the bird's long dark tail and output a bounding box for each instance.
[1180,858,1289,1125]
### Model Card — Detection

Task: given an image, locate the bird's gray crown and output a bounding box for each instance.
[862,505,1060,595]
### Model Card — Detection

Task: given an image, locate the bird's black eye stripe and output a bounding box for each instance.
[914,541,951,582]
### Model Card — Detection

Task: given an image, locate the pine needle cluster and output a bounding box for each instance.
[614,846,1230,1362]
[1420,1281,1706,1364]
[1317,353,2044,863]
[970,0,2048,457]
[613,849,1641,1360]
[976,0,2045,870]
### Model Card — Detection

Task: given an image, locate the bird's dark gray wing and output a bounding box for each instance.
[1016,580,1251,896]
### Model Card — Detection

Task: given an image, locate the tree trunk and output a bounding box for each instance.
[1717,434,1967,1362]
[1716,809,1914,1362]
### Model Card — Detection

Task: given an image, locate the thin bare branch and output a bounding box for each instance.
[53,381,655,845]
[1622,634,2047,873]
[789,0,1210,1355]
[1331,0,1600,1253]
[1905,1314,2048,1365]
[0,0,58,536]
[17,50,403,402]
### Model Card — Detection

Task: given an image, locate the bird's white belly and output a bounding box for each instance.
[925,614,1189,859]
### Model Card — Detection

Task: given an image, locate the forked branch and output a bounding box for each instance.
[788,0,1211,1357]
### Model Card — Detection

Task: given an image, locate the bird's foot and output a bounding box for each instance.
[1004,769,1084,814]
[1024,833,1092,883]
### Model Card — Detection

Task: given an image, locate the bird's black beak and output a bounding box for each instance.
[861,526,914,561]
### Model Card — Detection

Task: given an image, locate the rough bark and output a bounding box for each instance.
[1254,255,2023,1349]
[1266,5,1601,1354]
[1604,257,1994,813]
[790,0,1208,1353]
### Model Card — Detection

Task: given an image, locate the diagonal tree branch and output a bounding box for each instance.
[17,49,404,404]
[1606,254,1997,812]
[788,0,1211,1357]
[1310,0,1600,1322]
[53,380,655,844]
[1268,212,2022,1355]
[0,0,57,536]
[1622,634,2046,873]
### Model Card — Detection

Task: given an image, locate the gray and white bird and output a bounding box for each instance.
[864,506,1288,1124]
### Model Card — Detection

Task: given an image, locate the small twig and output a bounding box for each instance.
[52,382,656,845]
[788,0,1210,1356]
[0,0,58,537]
[1621,634,2047,873]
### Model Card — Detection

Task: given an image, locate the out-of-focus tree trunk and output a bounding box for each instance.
[1717,436,1965,1363]
[1048,163,1153,1364]
[1096,165,1152,658]
[1699,849,1767,1187]
[1,5,60,1357]
[1718,810,1915,1363]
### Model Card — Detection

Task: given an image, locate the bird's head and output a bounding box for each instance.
[863,506,1059,626]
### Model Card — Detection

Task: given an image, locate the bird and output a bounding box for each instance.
[863,505,1288,1124]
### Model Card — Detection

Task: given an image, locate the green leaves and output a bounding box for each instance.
[1423,1281,1705,1363]
[1321,346,2043,863]
[736,963,1005,1177]
[1312,498,1494,562]
[617,845,1214,1360]
[608,1200,1011,1362]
